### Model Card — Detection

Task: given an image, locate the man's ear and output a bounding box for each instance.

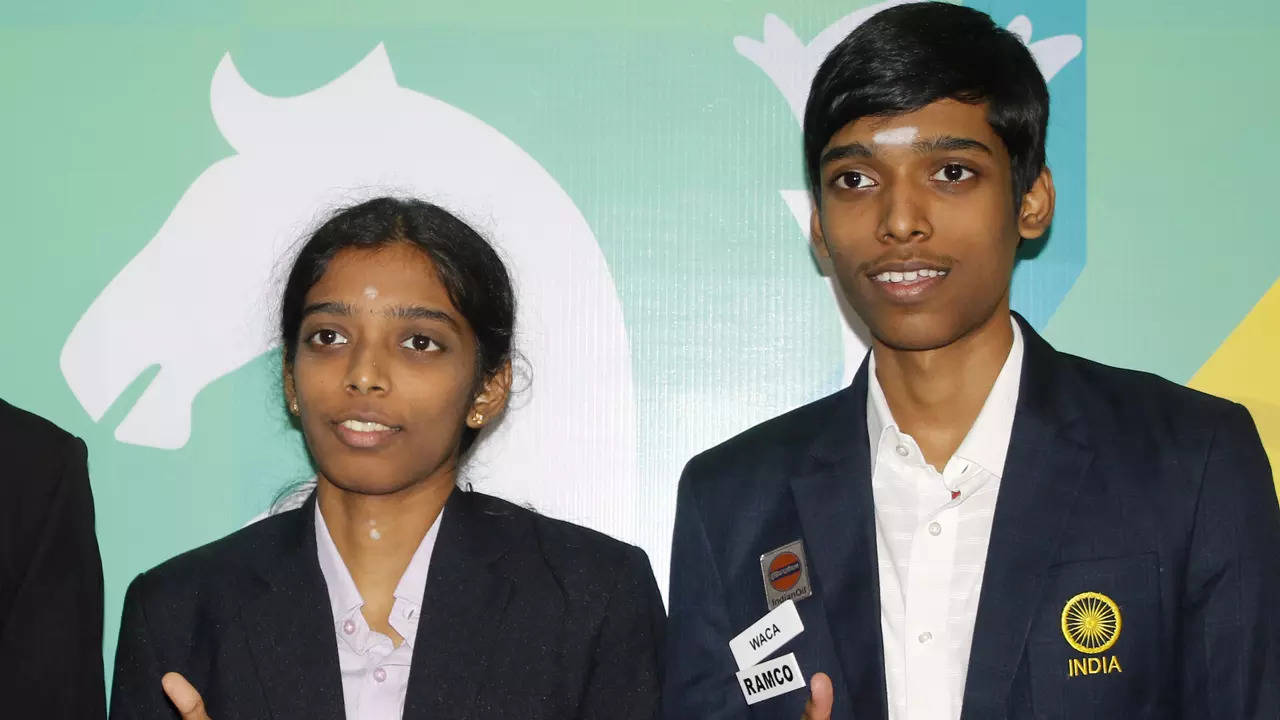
[466,361,513,429]
[1017,166,1056,240]
[810,205,831,260]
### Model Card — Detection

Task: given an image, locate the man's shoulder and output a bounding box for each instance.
[680,387,852,497]
[1056,350,1241,436]
[0,398,82,461]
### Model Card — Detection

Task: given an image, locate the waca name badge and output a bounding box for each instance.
[760,540,812,610]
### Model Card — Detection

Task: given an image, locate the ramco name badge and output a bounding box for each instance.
[729,599,804,670]
[736,652,806,705]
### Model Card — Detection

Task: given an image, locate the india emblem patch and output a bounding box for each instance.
[1061,591,1122,654]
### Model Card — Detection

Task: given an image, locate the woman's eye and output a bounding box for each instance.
[307,329,348,346]
[932,164,976,183]
[833,171,877,190]
[400,334,441,352]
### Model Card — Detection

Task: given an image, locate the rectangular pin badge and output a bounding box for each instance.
[760,540,812,610]
[729,599,804,670]
[736,652,806,705]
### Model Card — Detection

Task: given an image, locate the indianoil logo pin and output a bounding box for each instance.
[759,540,812,610]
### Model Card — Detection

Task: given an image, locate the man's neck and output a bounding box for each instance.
[871,309,1015,470]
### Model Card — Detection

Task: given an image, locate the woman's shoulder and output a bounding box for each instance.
[460,490,655,593]
[128,506,305,600]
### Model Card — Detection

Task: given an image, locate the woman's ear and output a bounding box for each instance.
[466,361,513,429]
[283,351,300,417]
[1017,166,1056,240]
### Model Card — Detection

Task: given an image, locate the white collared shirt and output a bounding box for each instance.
[315,501,443,720]
[867,317,1023,720]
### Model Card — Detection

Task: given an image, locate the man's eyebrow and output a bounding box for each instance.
[388,305,460,329]
[820,142,874,166]
[913,135,993,155]
[301,301,353,318]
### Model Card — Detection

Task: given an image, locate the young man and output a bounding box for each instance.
[662,3,1280,719]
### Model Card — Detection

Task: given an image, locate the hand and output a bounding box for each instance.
[162,672,212,720]
[800,672,833,720]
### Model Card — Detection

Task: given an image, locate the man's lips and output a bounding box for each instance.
[864,257,952,277]
[865,264,949,302]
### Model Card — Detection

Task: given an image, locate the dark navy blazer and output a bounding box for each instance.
[662,315,1280,719]
[110,488,665,719]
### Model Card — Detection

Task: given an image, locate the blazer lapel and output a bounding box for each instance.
[403,489,514,719]
[240,493,346,719]
[960,316,1095,719]
[789,359,889,720]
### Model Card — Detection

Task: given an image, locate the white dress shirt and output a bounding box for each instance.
[867,317,1023,720]
[315,501,443,720]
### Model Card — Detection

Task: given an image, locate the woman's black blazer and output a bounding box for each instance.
[109,488,665,719]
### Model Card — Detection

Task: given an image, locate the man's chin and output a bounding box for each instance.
[864,313,962,353]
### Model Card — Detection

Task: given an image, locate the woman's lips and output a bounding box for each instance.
[332,418,402,449]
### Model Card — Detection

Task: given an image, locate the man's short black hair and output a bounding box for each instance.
[803,1,1049,204]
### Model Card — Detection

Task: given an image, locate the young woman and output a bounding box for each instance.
[110,197,665,720]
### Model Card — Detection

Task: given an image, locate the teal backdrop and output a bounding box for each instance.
[1,0,1277,682]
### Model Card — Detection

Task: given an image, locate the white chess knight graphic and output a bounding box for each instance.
[60,44,638,538]
[735,2,1083,383]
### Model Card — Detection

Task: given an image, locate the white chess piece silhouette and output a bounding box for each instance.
[61,44,639,542]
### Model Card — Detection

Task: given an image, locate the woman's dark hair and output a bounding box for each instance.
[803,2,1049,206]
[280,196,516,453]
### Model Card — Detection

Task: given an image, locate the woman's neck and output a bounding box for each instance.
[316,472,455,644]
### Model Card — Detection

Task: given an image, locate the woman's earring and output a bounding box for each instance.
[473,412,485,426]
[290,400,299,415]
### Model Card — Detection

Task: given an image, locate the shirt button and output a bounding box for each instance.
[373,667,387,683]
[405,607,416,620]
[918,632,933,644]
[895,445,909,457]
[928,522,942,536]
[342,619,356,635]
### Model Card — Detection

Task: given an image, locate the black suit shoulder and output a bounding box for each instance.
[697,388,849,466]
[129,508,289,598]
[681,387,852,496]
[1057,351,1242,433]
[470,491,657,603]
[0,397,79,453]
[0,398,86,504]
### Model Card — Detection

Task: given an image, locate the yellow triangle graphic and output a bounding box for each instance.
[1189,278,1280,497]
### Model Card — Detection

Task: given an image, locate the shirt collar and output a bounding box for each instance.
[315,501,364,622]
[314,498,445,649]
[866,315,1024,479]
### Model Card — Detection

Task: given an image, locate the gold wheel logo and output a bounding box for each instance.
[1061,591,1122,654]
